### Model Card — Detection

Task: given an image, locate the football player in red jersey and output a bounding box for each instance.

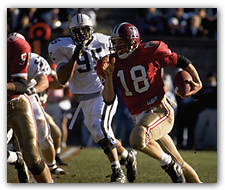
[7,34,53,183]
[98,22,202,183]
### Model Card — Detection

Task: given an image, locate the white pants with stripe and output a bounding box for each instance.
[29,93,53,148]
[80,95,118,143]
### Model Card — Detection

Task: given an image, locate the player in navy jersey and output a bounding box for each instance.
[98,22,202,183]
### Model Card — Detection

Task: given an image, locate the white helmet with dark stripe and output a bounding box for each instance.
[69,13,94,45]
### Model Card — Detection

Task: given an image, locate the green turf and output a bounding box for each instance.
[7,147,217,183]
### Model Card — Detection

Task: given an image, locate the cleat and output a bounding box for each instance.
[55,154,68,166]
[14,152,30,183]
[111,167,126,183]
[120,149,137,182]
[49,164,67,175]
[161,160,185,183]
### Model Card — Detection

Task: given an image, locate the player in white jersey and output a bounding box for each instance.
[27,53,66,175]
[48,13,137,183]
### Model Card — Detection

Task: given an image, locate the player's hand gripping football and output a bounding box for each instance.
[177,79,202,99]
[186,79,202,97]
[177,64,202,99]
[101,55,115,79]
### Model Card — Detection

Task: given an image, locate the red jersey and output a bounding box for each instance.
[7,36,31,99]
[98,41,178,115]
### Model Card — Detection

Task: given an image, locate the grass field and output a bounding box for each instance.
[7,147,217,183]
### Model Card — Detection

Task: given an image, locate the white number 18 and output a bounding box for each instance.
[117,65,150,96]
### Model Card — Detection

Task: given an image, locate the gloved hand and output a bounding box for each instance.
[26,87,36,95]
[72,44,84,60]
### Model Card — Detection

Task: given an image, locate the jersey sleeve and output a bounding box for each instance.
[94,33,114,56]
[36,57,51,76]
[153,41,178,68]
[96,58,106,84]
[48,38,74,71]
[29,54,51,80]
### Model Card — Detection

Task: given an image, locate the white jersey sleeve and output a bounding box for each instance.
[48,37,75,71]
[28,53,51,81]
[93,33,113,56]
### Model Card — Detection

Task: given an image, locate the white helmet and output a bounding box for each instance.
[8,32,25,40]
[69,13,94,45]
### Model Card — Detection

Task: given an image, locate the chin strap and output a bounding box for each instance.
[118,42,140,59]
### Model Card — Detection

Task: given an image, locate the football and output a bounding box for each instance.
[174,70,192,97]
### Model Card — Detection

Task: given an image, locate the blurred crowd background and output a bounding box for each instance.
[7,8,217,39]
[7,8,217,150]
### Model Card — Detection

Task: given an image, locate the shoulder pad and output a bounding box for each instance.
[142,41,160,49]
[93,33,110,44]
[48,37,75,65]
[49,37,73,49]
[156,41,171,54]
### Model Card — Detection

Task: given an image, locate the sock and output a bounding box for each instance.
[7,151,18,163]
[120,149,129,160]
[160,152,172,166]
[47,160,56,168]
[111,160,120,169]
[56,147,61,154]
[61,142,67,148]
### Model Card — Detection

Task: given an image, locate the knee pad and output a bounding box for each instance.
[39,135,54,150]
[129,126,147,150]
[98,136,117,154]
[28,159,45,175]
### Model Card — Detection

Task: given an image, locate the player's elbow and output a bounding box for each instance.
[103,94,116,105]
[104,98,115,105]
[102,90,115,105]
